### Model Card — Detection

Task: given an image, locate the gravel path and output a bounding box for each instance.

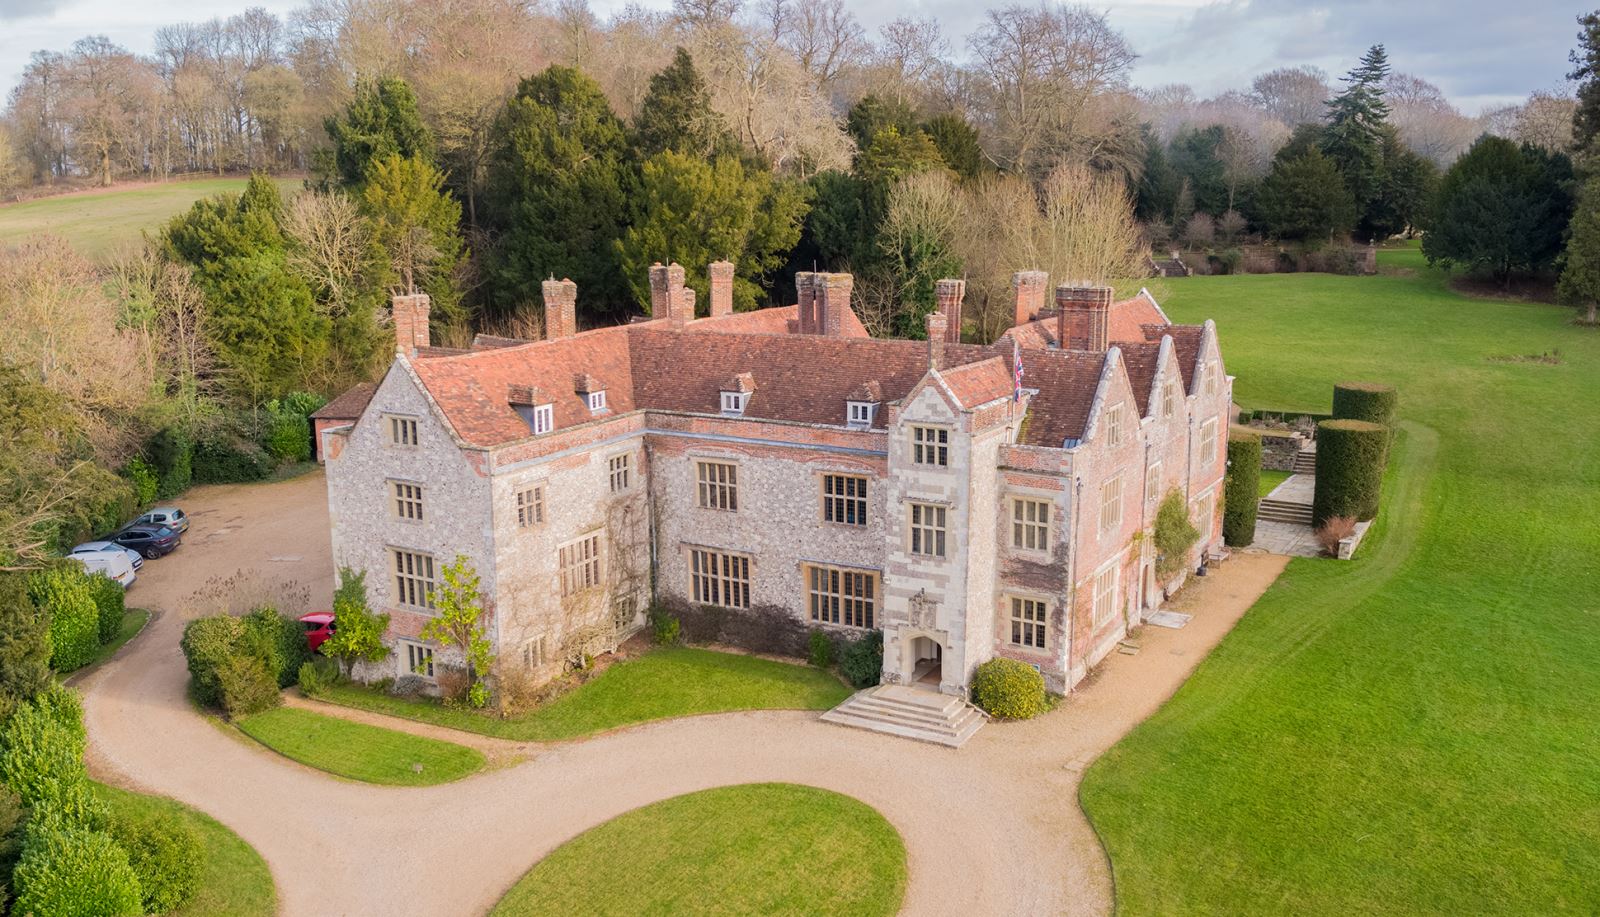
[80,469,1288,916]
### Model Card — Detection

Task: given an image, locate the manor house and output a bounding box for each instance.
[321,261,1231,696]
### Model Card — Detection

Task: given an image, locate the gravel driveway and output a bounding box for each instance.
[80,468,1288,916]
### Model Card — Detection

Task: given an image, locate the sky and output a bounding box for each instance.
[0,0,1586,113]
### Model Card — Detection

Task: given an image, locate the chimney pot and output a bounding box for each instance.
[542,278,578,340]
[1054,282,1114,352]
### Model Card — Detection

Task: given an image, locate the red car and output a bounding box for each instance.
[299,612,335,653]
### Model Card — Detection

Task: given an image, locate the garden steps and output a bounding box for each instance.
[820,685,987,748]
[1258,498,1314,526]
[1292,449,1317,474]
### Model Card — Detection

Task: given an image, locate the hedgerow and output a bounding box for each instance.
[1313,419,1388,525]
[1224,432,1263,547]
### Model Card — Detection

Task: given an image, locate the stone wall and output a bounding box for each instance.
[1258,430,1305,471]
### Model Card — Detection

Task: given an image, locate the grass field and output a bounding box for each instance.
[0,177,301,259]
[95,782,276,917]
[317,647,853,743]
[490,783,906,917]
[236,706,485,785]
[1256,468,1293,497]
[1079,244,1600,913]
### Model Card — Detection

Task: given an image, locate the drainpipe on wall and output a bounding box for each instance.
[1066,475,1083,693]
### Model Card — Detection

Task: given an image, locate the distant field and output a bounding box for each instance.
[0,176,302,259]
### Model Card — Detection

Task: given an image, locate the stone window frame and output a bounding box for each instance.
[389,547,437,611]
[1105,402,1124,447]
[384,413,420,448]
[400,639,435,680]
[1161,379,1176,419]
[520,637,545,669]
[558,531,604,597]
[1091,560,1120,628]
[689,547,751,609]
[820,473,869,527]
[908,502,948,558]
[1006,593,1050,651]
[1145,462,1162,508]
[1203,360,1218,398]
[1194,489,1215,545]
[696,460,739,512]
[909,424,950,467]
[515,484,545,529]
[1009,496,1051,554]
[389,479,424,523]
[608,452,632,493]
[1098,473,1123,535]
[1198,416,1218,470]
[804,563,878,629]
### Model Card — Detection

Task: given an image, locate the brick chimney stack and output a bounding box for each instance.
[934,278,965,344]
[926,311,947,370]
[650,262,695,327]
[1012,271,1049,327]
[542,278,578,340]
[709,260,735,317]
[818,272,853,336]
[1055,283,1114,352]
[392,292,431,356]
[795,272,818,334]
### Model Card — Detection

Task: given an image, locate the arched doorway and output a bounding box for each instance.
[911,636,943,688]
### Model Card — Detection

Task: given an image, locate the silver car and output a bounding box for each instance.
[71,541,144,571]
[134,506,188,535]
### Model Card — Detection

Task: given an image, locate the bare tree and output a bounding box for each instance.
[871,16,948,105]
[1385,72,1477,165]
[763,0,865,94]
[282,189,375,315]
[1036,162,1147,284]
[952,172,1042,342]
[1250,66,1329,127]
[1512,91,1578,153]
[108,244,218,434]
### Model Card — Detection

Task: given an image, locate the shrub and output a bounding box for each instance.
[1153,490,1201,581]
[1315,515,1358,556]
[1313,419,1388,526]
[0,696,85,807]
[1224,432,1263,547]
[0,574,52,723]
[106,804,202,914]
[0,786,24,904]
[122,457,159,506]
[434,665,470,703]
[1214,247,1243,274]
[969,657,1047,720]
[27,565,99,673]
[240,606,310,688]
[321,568,391,675]
[296,659,336,697]
[191,434,273,485]
[86,573,125,645]
[261,396,323,464]
[180,615,245,707]
[1331,382,1398,435]
[838,631,883,688]
[672,598,811,659]
[148,427,193,499]
[216,654,281,719]
[11,823,143,917]
[652,612,681,646]
[808,629,836,668]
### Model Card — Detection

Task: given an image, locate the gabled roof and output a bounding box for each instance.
[1144,323,1204,391]
[685,303,872,338]
[999,293,1172,350]
[1117,342,1163,416]
[1016,350,1109,447]
[311,382,377,421]
[938,357,1014,409]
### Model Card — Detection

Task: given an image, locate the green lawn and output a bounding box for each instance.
[95,783,276,917]
[490,783,906,917]
[0,177,301,259]
[1256,468,1293,497]
[236,706,485,786]
[317,647,853,742]
[1079,245,1600,913]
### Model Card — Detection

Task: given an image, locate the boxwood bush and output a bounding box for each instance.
[11,823,143,917]
[1224,432,1263,547]
[1331,381,1398,430]
[106,801,202,914]
[838,631,882,688]
[27,566,99,673]
[180,616,246,707]
[970,657,1047,720]
[1313,419,1388,526]
[216,655,281,719]
[240,606,310,688]
[86,573,126,645]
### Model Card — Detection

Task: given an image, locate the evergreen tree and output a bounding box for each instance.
[1364,126,1438,239]
[1423,135,1576,286]
[321,76,434,187]
[1169,125,1230,216]
[484,66,633,320]
[1134,123,1180,223]
[361,155,468,329]
[921,114,986,181]
[0,574,51,722]
[632,49,731,159]
[845,95,918,153]
[1322,45,1391,235]
[799,170,873,269]
[1569,12,1600,160]
[615,151,809,313]
[1254,147,1358,245]
[1557,175,1600,323]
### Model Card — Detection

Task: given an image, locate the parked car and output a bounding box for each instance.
[133,506,188,535]
[71,541,144,572]
[71,551,135,588]
[298,612,335,653]
[109,525,181,559]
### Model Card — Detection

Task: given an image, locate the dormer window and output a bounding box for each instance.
[720,371,754,416]
[573,373,607,415]
[508,384,553,436]
[721,391,750,415]
[847,401,877,428]
[531,404,554,434]
[587,390,607,413]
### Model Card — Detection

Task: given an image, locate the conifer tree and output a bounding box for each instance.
[1323,45,1391,230]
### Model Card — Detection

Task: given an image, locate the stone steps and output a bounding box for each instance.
[1292,451,1317,474]
[1258,497,1314,525]
[820,684,988,748]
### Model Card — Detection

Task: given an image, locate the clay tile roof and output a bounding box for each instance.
[938,357,1014,409]
[507,384,543,405]
[1000,295,1172,351]
[1144,323,1204,390]
[472,334,527,350]
[311,382,376,420]
[688,303,871,338]
[721,372,756,393]
[1117,342,1162,415]
[415,345,472,357]
[573,373,603,393]
[847,380,883,402]
[1017,350,1108,447]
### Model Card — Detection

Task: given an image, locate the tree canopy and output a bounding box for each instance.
[1254,147,1357,244]
[1422,135,1575,284]
[322,76,435,187]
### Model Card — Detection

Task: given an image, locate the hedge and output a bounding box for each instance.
[969,657,1047,720]
[180,616,246,708]
[106,801,202,914]
[1331,382,1398,431]
[11,823,143,917]
[239,607,311,688]
[27,566,100,673]
[216,655,281,719]
[1224,433,1263,547]
[0,696,86,808]
[147,427,193,500]
[191,435,274,485]
[1313,419,1388,526]
[87,574,125,644]
[838,631,883,688]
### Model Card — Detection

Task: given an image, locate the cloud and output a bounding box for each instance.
[0,0,67,22]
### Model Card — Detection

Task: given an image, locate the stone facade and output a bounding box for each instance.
[323,267,1232,699]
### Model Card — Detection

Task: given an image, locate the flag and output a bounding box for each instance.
[1012,337,1024,402]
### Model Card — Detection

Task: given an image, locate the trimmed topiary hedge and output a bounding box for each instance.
[1224,432,1263,547]
[105,804,202,914]
[180,616,246,708]
[239,607,311,689]
[86,573,125,645]
[191,435,273,485]
[1331,382,1398,430]
[1313,419,1388,526]
[27,566,100,673]
[969,657,1047,720]
[11,823,144,917]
